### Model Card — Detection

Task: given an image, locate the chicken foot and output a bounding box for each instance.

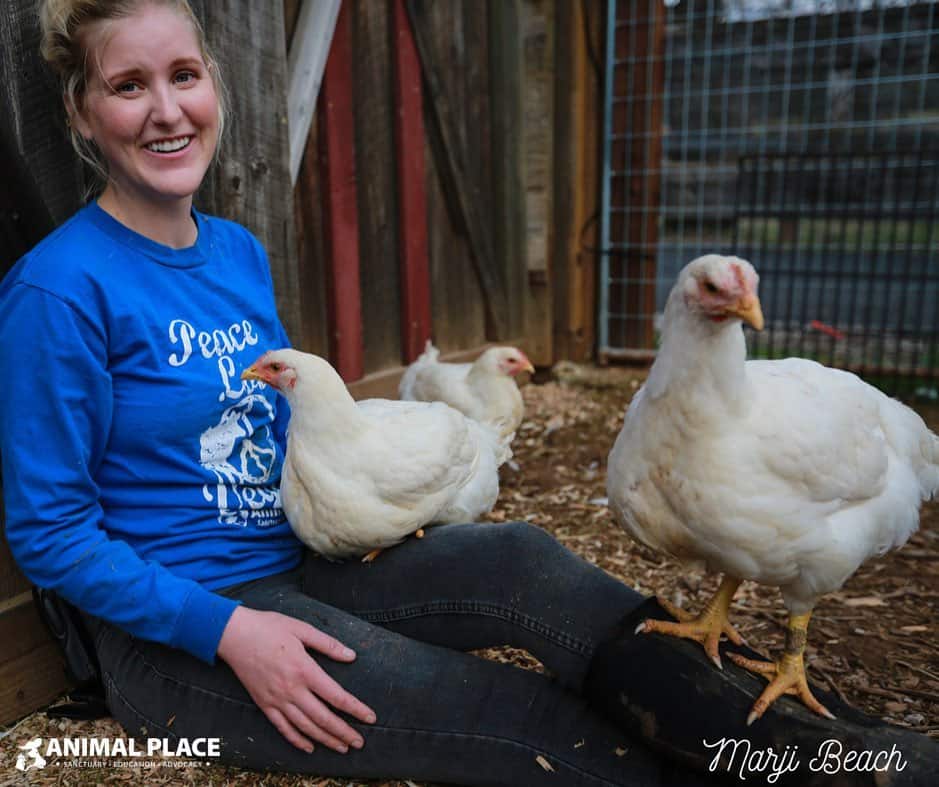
[726,610,835,725]
[361,529,427,563]
[636,575,745,669]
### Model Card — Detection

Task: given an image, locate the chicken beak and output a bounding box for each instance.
[522,360,535,374]
[241,365,263,382]
[726,294,765,331]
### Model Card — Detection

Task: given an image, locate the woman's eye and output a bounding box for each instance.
[174,70,196,85]
[116,81,140,94]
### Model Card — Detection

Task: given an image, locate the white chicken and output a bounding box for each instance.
[399,341,534,447]
[607,254,939,725]
[242,349,507,561]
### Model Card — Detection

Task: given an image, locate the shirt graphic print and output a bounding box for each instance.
[168,317,284,527]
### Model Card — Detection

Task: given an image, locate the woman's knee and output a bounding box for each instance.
[492,520,568,563]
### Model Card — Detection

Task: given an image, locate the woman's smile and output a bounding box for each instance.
[144,135,193,154]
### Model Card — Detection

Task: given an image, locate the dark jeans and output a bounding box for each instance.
[84,522,709,786]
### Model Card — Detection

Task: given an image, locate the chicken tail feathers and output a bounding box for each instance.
[421,339,439,362]
[399,340,440,400]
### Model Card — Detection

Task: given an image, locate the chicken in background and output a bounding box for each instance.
[399,342,534,455]
[606,254,939,725]
[242,349,508,562]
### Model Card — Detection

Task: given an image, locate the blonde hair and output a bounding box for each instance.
[38,0,229,189]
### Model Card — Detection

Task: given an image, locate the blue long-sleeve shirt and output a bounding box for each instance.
[0,202,303,663]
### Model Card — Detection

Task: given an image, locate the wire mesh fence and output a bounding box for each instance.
[599,0,939,394]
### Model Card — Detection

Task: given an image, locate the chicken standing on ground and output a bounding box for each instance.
[243,349,508,561]
[399,342,534,450]
[607,254,939,725]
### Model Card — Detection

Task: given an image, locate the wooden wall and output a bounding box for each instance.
[292,0,532,386]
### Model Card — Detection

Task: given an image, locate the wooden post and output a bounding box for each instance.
[520,0,555,367]
[318,2,364,382]
[619,0,665,350]
[552,0,601,362]
[407,0,509,340]
[489,0,527,344]
[392,0,432,364]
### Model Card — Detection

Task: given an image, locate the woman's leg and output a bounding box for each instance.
[84,569,707,787]
[303,521,646,689]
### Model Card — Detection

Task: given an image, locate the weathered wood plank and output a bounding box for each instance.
[190,1,301,345]
[416,2,485,354]
[318,2,364,381]
[426,135,487,353]
[354,0,402,375]
[0,536,31,605]
[294,102,330,357]
[287,0,341,184]
[0,119,56,278]
[407,0,509,340]
[489,0,527,344]
[552,0,600,363]
[392,0,432,364]
[0,593,72,725]
[521,0,555,367]
[0,1,84,226]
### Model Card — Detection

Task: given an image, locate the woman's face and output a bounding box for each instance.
[72,3,219,211]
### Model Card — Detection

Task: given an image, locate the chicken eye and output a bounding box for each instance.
[703,280,719,294]
[270,363,282,372]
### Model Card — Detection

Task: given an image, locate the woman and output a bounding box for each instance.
[0,2,705,784]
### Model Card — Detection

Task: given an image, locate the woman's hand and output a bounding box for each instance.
[216,605,377,753]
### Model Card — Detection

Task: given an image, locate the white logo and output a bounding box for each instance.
[13,736,222,770]
[200,394,281,525]
[163,316,283,527]
[15,738,47,771]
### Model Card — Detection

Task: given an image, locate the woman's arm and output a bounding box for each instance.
[0,284,236,663]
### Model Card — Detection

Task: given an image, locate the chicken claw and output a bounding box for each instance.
[726,610,835,724]
[362,529,426,562]
[636,576,744,669]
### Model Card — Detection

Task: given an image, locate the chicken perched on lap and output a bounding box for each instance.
[243,349,507,562]
[607,254,939,724]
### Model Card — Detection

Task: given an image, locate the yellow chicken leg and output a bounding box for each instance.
[637,575,745,669]
[726,610,835,725]
[361,529,427,562]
